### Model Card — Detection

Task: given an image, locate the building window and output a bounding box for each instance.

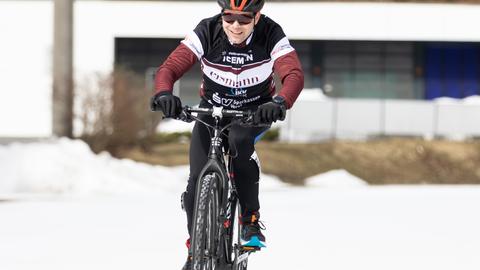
[322,41,415,99]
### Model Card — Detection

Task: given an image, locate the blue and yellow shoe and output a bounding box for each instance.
[240,213,266,248]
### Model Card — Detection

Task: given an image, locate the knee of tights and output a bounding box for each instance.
[229,141,254,160]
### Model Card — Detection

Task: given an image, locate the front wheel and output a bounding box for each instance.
[191,173,221,270]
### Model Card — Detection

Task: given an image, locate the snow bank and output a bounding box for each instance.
[462,95,480,104]
[433,95,480,105]
[305,169,368,188]
[0,139,366,197]
[156,118,195,133]
[0,138,187,196]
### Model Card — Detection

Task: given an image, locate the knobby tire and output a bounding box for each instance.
[191,173,221,270]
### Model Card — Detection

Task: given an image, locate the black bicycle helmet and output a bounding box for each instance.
[217,0,265,13]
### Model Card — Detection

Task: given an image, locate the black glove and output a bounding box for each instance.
[150,92,182,118]
[254,96,287,124]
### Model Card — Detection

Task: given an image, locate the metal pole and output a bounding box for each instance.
[53,0,73,137]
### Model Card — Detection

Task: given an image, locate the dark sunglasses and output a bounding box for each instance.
[221,12,255,25]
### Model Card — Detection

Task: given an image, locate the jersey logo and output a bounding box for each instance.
[228,88,247,97]
[209,70,260,88]
[212,92,261,109]
[213,93,234,107]
[222,52,253,65]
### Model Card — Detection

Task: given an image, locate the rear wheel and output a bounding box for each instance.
[234,253,249,270]
[233,204,249,270]
[224,196,238,265]
[191,173,221,270]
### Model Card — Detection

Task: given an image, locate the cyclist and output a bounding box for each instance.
[150,0,304,268]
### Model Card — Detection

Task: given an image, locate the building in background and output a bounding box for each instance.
[112,1,480,104]
[118,39,479,102]
[2,0,480,138]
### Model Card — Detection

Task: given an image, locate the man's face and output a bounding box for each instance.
[221,9,261,45]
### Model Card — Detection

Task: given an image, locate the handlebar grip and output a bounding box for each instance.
[279,110,286,121]
[276,103,287,121]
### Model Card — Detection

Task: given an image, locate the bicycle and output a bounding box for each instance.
[174,105,267,270]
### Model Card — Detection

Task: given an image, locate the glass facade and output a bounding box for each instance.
[424,43,480,99]
[321,41,417,99]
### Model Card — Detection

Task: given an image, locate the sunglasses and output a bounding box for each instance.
[221,12,255,25]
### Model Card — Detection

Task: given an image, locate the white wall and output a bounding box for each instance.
[273,2,480,42]
[73,1,480,81]
[0,1,52,137]
[335,99,383,139]
[281,91,480,142]
[436,102,480,139]
[384,100,435,137]
[3,1,480,137]
[73,1,218,77]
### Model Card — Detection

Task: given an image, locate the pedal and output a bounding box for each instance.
[240,245,261,252]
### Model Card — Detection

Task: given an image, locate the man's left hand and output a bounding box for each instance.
[254,96,287,124]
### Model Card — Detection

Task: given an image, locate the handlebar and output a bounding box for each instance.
[174,106,264,127]
[183,106,252,118]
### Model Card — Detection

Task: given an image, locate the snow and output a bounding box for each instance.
[433,95,480,105]
[1,139,480,270]
[0,139,290,198]
[0,138,187,197]
[156,118,195,133]
[306,169,368,188]
[462,95,480,105]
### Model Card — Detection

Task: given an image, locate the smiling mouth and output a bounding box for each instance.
[230,30,242,35]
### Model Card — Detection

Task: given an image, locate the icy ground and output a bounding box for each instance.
[0,139,479,270]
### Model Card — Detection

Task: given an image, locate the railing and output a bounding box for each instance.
[279,90,480,142]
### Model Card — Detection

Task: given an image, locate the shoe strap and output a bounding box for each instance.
[240,212,260,224]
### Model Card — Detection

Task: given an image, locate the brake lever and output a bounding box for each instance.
[239,114,264,127]
[177,110,194,123]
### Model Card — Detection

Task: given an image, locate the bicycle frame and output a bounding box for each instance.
[184,106,257,270]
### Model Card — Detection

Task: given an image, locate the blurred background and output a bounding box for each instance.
[2,0,480,184]
[1,1,480,270]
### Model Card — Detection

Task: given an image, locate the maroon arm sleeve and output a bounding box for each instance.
[154,43,198,95]
[273,51,304,109]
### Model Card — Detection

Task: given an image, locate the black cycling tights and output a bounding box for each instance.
[183,113,269,236]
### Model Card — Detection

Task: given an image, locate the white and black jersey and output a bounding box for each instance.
[181,14,294,109]
[155,13,303,109]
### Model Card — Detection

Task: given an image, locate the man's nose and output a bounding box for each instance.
[231,20,242,27]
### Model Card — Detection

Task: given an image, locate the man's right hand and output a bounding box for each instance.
[150,92,182,118]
